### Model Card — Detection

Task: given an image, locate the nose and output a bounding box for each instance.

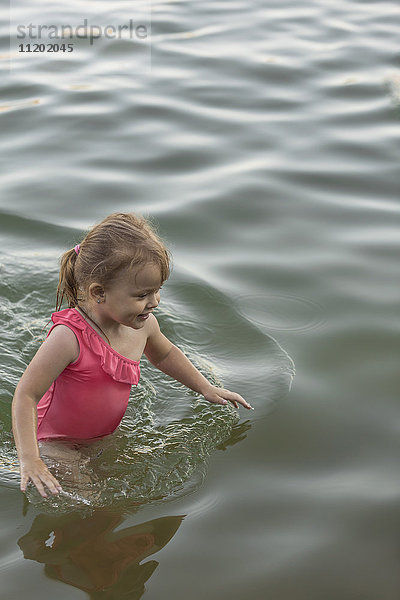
[146,292,159,309]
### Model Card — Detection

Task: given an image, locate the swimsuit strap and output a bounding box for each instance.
[77,305,111,346]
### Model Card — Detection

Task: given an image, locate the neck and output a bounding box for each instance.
[77,304,112,346]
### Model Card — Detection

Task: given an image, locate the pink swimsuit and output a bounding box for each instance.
[37,308,141,441]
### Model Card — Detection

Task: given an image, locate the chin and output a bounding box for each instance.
[131,318,146,329]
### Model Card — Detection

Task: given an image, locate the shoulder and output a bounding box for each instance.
[143,314,173,365]
[15,322,80,400]
[45,323,80,363]
[144,313,161,337]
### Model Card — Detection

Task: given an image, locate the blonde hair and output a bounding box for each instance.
[56,213,171,310]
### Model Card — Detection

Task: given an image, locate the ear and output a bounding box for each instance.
[88,283,105,303]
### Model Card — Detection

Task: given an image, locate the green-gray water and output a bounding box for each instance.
[1,0,399,597]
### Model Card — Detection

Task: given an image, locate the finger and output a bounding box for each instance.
[46,475,63,495]
[40,463,63,494]
[31,476,48,498]
[237,397,254,410]
[215,394,238,409]
[227,397,239,409]
[39,467,63,495]
[20,474,29,493]
[222,390,254,410]
[217,398,228,406]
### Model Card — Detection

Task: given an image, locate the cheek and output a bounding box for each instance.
[133,299,146,312]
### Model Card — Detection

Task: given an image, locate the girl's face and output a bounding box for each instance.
[100,263,163,329]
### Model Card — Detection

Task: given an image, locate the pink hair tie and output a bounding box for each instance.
[74,244,81,255]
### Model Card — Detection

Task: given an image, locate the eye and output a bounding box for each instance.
[136,287,162,299]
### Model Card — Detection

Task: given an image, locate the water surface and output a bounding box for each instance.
[1,0,399,597]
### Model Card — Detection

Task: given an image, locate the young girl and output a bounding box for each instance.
[12,213,253,499]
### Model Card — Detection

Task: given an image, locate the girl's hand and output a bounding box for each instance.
[202,385,254,410]
[20,457,63,499]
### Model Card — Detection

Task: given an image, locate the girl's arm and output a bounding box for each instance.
[12,325,79,497]
[144,315,253,410]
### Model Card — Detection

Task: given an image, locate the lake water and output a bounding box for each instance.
[1,0,400,597]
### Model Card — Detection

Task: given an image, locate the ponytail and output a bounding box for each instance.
[56,247,80,311]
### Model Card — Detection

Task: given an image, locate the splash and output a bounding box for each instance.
[22,369,243,513]
[0,258,294,514]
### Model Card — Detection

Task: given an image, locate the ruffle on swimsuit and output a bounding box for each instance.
[36,308,141,441]
[53,308,140,385]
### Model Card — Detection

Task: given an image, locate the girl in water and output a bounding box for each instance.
[12,213,253,498]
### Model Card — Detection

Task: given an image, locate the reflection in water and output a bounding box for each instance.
[18,511,184,598]
[216,419,252,451]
